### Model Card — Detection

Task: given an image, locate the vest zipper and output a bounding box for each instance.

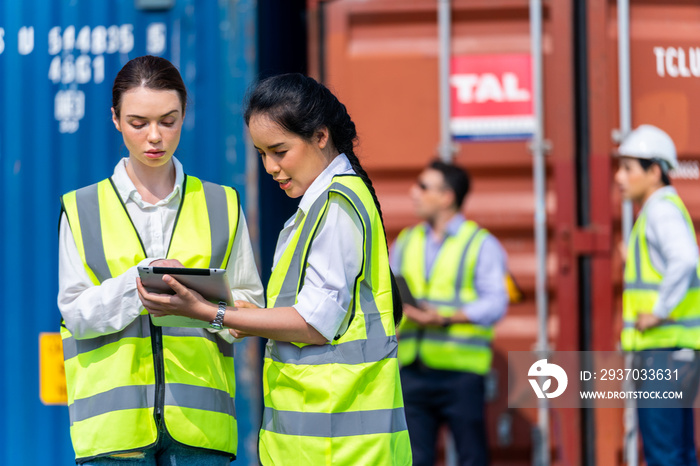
[107,177,170,436]
[149,318,166,432]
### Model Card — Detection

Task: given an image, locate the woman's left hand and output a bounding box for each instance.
[227,300,259,339]
[137,275,214,321]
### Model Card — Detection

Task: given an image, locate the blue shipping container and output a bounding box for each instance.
[0,1,259,464]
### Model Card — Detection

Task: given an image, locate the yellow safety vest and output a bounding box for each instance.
[622,192,700,351]
[395,220,494,374]
[60,175,240,461]
[260,175,412,466]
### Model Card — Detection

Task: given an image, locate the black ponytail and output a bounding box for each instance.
[244,73,403,325]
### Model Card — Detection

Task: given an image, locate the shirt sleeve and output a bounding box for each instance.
[389,241,399,273]
[57,212,150,339]
[460,234,509,326]
[293,195,364,342]
[646,201,699,318]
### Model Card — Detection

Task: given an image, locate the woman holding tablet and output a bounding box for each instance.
[58,55,264,464]
[138,73,412,465]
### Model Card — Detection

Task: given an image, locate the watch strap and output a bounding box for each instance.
[210,301,226,330]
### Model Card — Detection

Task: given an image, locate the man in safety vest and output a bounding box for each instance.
[390,160,508,466]
[616,124,700,466]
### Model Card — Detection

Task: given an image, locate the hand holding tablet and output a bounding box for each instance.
[138,266,233,328]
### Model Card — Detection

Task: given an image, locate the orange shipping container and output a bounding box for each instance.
[306,0,700,464]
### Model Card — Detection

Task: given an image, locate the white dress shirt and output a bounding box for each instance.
[58,157,265,340]
[272,154,364,341]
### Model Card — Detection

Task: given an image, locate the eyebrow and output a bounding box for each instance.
[254,142,285,150]
[125,110,180,119]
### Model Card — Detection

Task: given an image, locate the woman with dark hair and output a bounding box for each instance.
[138,73,412,464]
[58,55,264,464]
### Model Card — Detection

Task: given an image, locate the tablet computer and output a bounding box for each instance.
[138,266,233,328]
[394,275,421,309]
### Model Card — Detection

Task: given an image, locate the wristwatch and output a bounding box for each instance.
[210,301,227,330]
[441,315,452,328]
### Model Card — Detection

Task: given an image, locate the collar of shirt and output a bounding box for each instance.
[282,153,355,229]
[423,212,466,240]
[641,185,678,212]
[112,157,185,208]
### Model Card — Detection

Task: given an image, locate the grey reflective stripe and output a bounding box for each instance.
[624,283,661,291]
[422,330,492,347]
[262,407,407,437]
[625,230,659,291]
[165,383,236,418]
[330,183,386,340]
[633,230,643,288]
[69,383,235,425]
[399,329,419,340]
[63,316,233,360]
[424,298,470,307]
[69,384,156,425]
[409,226,481,308]
[623,318,700,329]
[75,183,111,283]
[162,326,234,358]
[62,315,151,360]
[692,274,700,288]
[201,181,231,269]
[626,225,700,291]
[275,194,330,307]
[448,226,482,307]
[399,326,492,347]
[266,335,397,365]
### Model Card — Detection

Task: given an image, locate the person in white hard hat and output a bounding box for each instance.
[615,124,700,466]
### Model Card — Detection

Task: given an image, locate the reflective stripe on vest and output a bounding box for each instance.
[622,193,700,350]
[396,221,494,374]
[60,175,240,460]
[260,175,411,466]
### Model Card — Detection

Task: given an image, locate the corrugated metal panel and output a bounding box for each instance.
[0,1,258,464]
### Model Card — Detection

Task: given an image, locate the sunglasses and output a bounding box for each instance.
[416,181,446,192]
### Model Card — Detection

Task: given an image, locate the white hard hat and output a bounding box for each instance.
[617,124,678,170]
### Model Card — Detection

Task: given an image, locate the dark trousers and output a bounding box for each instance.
[401,364,489,466]
[636,349,700,466]
[638,407,697,466]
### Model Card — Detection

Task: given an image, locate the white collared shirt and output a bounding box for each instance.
[273,154,364,341]
[58,157,265,339]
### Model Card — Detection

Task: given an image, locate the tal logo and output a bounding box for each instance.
[528,359,568,399]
